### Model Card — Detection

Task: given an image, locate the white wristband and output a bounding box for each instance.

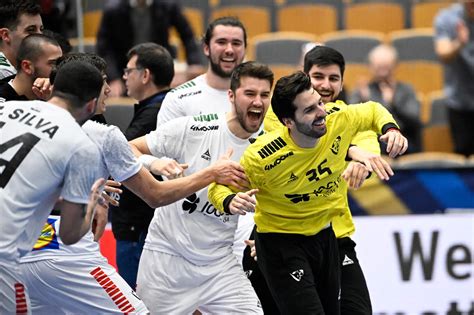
[137,154,158,170]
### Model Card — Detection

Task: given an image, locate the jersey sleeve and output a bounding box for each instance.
[240,146,266,189]
[326,101,380,154]
[156,92,184,127]
[351,131,380,155]
[146,116,188,161]
[102,126,141,182]
[345,101,399,135]
[61,143,101,204]
[207,182,239,213]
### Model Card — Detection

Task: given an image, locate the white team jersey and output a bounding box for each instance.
[144,113,258,265]
[0,52,16,80]
[0,100,101,264]
[21,121,142,262]
[157,74,230,126]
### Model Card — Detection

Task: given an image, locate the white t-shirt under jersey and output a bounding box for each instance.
[0,52,16,80]
[144,113,257,265]
[157,74,230,126]
[21,121,142,262]
[0,100,101,264]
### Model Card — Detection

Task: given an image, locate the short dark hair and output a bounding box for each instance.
[51,52,107,84]
[16,33,60,71]
[230,61,274,93]
[271,71,312,125]
[0,0,41,30]
[202,16,247,47]
[303,45,345,78]
[51,60,103,109]
[127,42,174,87]
[42,29,72,54]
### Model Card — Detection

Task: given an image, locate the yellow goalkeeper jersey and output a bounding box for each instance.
[209,101,393,236]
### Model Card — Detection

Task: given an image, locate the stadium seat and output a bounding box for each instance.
[389,28,443,94]
[103,97,136,133]
[83,10,102,38]
[411,1,454,28]
[345,2,405,33]
[320,30,386,93]
[210,5,272,38]
[277,4,338,36]
[422,91,454,152]
[248,32,317,66]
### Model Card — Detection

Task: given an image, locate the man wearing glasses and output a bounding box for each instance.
[112,42,175,289]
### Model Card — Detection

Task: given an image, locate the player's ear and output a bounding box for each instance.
[85,97,98,115]
[282,117,293,128]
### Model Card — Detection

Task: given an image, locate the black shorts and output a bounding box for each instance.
[254,226,340,315]
[338,237,372,315]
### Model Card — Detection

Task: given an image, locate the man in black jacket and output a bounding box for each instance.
[96,0,203,97]
[111,42,174,289]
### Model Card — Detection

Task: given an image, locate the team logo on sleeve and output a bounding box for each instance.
[32,217,59,251]
[330,136,341,155]
[257,137,287,159]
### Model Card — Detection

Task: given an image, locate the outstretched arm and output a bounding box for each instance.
[126,138,249,208]
[59,178,106,245]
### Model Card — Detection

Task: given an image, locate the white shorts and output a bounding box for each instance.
[136,249,262,314]
[20,256,148,314]
[0,262,30,314]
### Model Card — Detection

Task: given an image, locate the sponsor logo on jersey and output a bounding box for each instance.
[257,137,287,159]
[201,149,211,161]
[290,269,304,282]
[193,113,218,122]
[342,255,354,266]
[284,176,341,203]
[190,124,219,132]
[285,193,311,204]
[32,217,59,251]
[178,90,202,99]
[331,136,341,155]
[264,151,294,171]
[182,193,225,219]
[314,176,342,197]
[287,172,298,183]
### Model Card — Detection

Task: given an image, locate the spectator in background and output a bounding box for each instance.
[39,0,72,37]
[111,42,174,289]
[96,0,204,97]
[0,0,43,80]
[434,1,474,156]
[350,44,422,153]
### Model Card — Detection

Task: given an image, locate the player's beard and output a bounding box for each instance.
[294,118,327,139]
[235,104,263,134]
[209,57,233,79]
